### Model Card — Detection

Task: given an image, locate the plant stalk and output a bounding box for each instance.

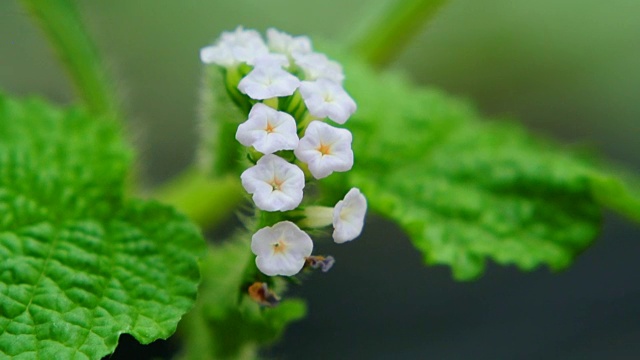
[152,168,245,229]
[348,0,449,68]
[20,0,120,119]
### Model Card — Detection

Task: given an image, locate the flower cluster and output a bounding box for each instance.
[201,27,366,278]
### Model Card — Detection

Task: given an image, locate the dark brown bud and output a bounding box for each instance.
[248,282,280,307]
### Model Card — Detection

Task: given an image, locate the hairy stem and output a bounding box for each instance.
[349,0,449,68]
[203,66,248,176]
[152,168,245,229]
[21,0,120,119]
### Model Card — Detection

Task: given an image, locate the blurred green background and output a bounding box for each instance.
[1,0,639,359]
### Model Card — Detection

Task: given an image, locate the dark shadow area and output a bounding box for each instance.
[106,334,176,360]
[263,215,640,359]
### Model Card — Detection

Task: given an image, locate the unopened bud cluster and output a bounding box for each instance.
[201,27,366,277]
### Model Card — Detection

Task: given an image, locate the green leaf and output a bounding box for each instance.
[338,56,640,280]
[0,94,204,358]
[589,172,640,222]
[178,235,306,360]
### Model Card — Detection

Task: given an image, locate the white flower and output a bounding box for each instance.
[293,53,344,83]
[238,63,301,100]
[299,79,356,124]
[294,121,353,179]
[298,188,367,243]
[254,53,290,68]
[251,221,314,276]
[200,44,235,67]
[200,26,269,67]
[267,28,313,58]
[241,154,305,211]
[236,103,299,154]
[333,188,367,243]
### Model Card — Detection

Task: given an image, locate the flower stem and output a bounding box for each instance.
[20,0,120,119]
[151,167,245,229]
[348,0,449,68]
[203,66,248,176]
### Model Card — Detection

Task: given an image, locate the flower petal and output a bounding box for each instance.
[299,79,356,124]
[252,221,314,276]
[236,103,299,154]
[240,154,305,211]
[294,121,353,179]
[333,188,367,243]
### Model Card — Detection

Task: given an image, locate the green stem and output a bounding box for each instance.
[348,0,449,68]
[151,167,245,229]
[20,0,119,119]
[204,66,247,176]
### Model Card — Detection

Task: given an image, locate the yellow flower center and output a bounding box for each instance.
[317,143,331,156]
[265,121,275,133]
[272,238,287,254]
[269,177,284,191]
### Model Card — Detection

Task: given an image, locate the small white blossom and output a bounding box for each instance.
[200,44,235,67]
[238,63,301,100]
[293,53,344,83]
[200,26,269,67]
[299,79,356,124]
[253,53,290,68]
[241,154,305,211]
[267,28,313,57]
[236,103,299,154]
[333,188,367,243]
[252,221,314,276]
[294,121,353,179]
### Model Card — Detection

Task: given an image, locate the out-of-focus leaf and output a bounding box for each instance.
[334,54,640,280]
